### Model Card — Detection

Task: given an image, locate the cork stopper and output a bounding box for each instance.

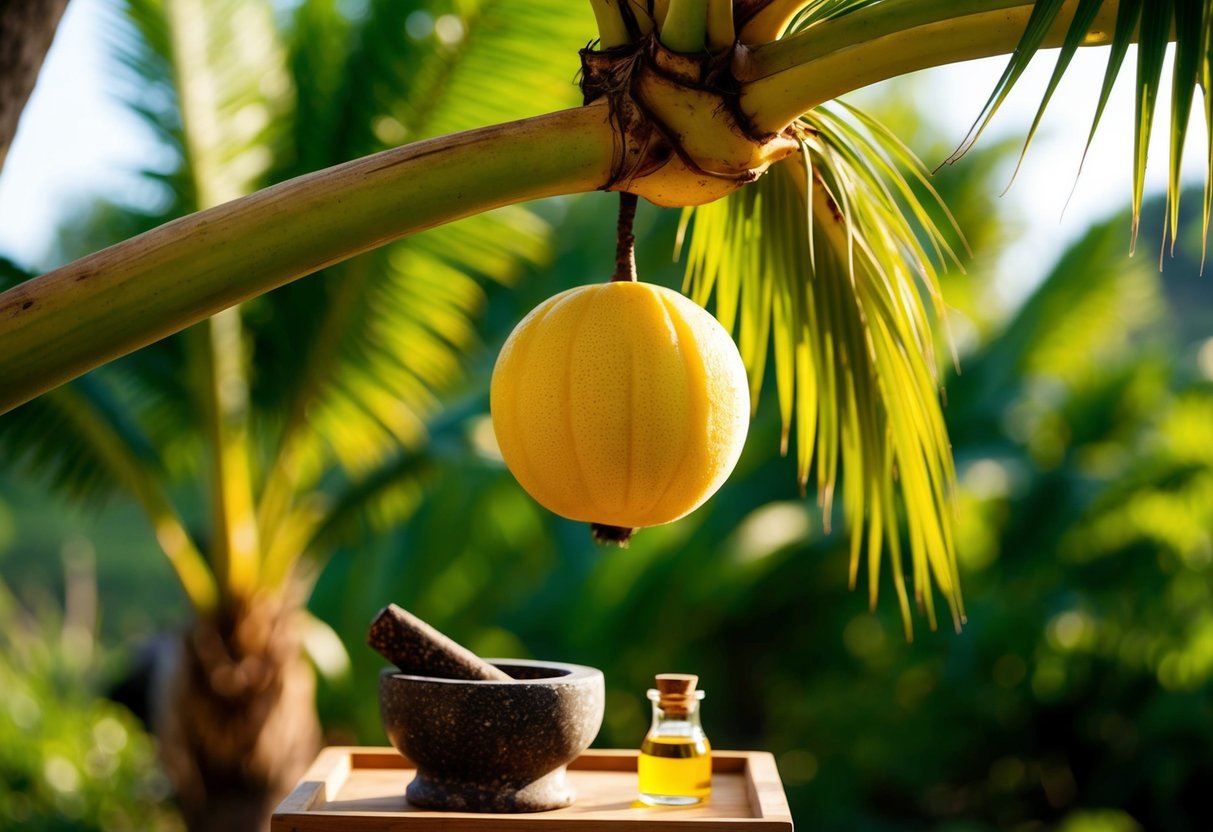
[654,673,700,715]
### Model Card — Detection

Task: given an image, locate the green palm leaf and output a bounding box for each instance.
[262,0,594,436]
[1166,0,1202,253]
[932,0,1212,255]
[46,1,208,461]
[254,0,596,560]
[940,0,1068,168]
[43,0,599,585]
[787,0,895,30]
[680,102,964,636]
[0,265,164,505]
[299,394,492,557]
[0,262,217,608]
[1132,0,1173,249]
[1003,0,1104,192]
[93,0,292,448]
[143,0,291,591]
[112,0,291,205]
[0,375,154,506]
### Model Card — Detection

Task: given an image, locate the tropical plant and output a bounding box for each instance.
[6,0,1209,625]
[3,0,597,828]
[308,189,1213,829]
[1,0,1210,826]
[0,0,71,169]
[0,568,182,831]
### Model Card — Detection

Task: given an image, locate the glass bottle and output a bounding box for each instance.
[638,673,711,806]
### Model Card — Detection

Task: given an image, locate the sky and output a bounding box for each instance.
[0,0,167,269]
[0,0,1206,305]
[908,44,1208,305]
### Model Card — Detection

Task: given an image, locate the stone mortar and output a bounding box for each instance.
[379,658,605,812]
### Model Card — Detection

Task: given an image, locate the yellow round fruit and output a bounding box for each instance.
[490,281,749,536]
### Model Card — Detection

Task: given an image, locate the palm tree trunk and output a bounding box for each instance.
[153,591,320,832]
[0,0,70,173]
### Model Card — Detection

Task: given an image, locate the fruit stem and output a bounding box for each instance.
[660,0,709,52]
[591,523,635,546]
[589,0,636,48]
[612,191,639,282]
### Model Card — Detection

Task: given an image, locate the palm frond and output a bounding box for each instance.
[167,0,290,203]
[306,448,435,555]
[266,398,489,585]
[256,0,594,515]
[1132,0,1173,249]
[417,0,594,139]
[0,363,219,610]
[934,0,1213,256]
[92,0,294,439]
[115,0,295,593]
[0,261,156,504]
[1166,0,1202,253]
[246,1,598,581]
[105,0,185,172]
[1203,3,1213,260]
[1005,0,1104,192]
[0,377,152,506]
[293,220,549,480]
[1073,0,1140,199]
[787,0,888,30]
[31,9,210,483]
[680,102,964,636]
[940,0,1068,168]
[112,0,291,204]
[278,0,357,173]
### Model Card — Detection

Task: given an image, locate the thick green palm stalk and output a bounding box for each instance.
[0,106,614,413]
[0,0,1150,417]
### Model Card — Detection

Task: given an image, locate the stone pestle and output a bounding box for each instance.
[368,603,513,681]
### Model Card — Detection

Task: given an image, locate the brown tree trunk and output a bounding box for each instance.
[0,0,70,173]
[153,592,322,832]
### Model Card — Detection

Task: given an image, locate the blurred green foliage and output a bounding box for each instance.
[3,5,1213,832]
[7,155,1213,832]
[0,575,181,830]
[305,178,1213,831]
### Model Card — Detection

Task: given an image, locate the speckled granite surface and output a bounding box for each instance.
[379,659,605,812]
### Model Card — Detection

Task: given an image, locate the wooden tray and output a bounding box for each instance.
[272,747,793,831]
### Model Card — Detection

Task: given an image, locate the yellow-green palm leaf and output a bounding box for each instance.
[681,101,964,637]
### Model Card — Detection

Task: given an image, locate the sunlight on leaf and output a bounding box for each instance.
[1132,0,1173,251]
[1166,0,1203,254]
[940,0,1067,169]
[680,102,965,637]
[266,0,592,486]
[787,0,889,31]
[1071,0,1141,206]
[1005,0,1104,194]
[47,0,600,591]
[931,0,1213,260]
[255,0,595,575]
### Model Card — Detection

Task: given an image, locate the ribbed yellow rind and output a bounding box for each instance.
[490,282,749,529]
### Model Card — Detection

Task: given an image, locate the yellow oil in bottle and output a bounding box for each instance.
[638,674,712,806]
[639,735,712,804]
